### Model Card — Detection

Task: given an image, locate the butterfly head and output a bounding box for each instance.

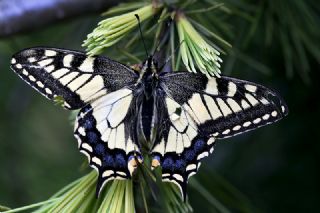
[145,56,159,75]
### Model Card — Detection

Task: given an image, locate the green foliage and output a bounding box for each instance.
[1,0,319,212]
[82,1,230,77]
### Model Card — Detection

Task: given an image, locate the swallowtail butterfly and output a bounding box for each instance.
[11,47,288,200]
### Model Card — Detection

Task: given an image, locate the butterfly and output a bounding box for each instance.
[10,47,288,200]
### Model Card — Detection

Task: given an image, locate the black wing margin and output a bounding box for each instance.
[10,47,138,109]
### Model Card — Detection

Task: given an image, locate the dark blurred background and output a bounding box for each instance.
[0,0,319,212]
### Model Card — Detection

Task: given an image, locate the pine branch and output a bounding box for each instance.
[0,0,127,38]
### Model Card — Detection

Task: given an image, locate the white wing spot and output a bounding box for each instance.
[52,68,69,79]
[63,54,73,67]
[44,65,55,73]
[82,143,93,152]
[188,93,211,123]
[253,118,261,124]
[79,57,95,72]
[16,64,22,69]
[28,57,36,63]
[102,170,114,177]
[38,58,53,67]
[245,84,257,93]
[67,74,91,91]
[212,132,219,137]
[241,99,250,109]
[45,50,57,56]
[171,113,180,121]
[78,127,86,136]
[22,69,29,76]
[186,164,197,171]
[217,98,232,116]
[76,75,105,101]
[271,111,278,117]
[210,147,214,153]
[165,128,177,152]
[36,81,44,88]
[204,95,223,119]
[281,106,286,113]
[227,98,242,112]
[28,75,36,82]
[243,121,251,127]
[205,78,218,95]
[207,137,215,145]
[11,58,16,64]
[245,93,259,106]
[116,171,127,176]
[262,114,270,120]
[45,88,52,95]
[197,152,209,160]
[232,125,241,131]
[260,97,269,105]
[92,157,102,166]
[227,82,237,97]
[222,129,230,135]
[60,72,78,85]
[107,94,133,128]
[173,174,184,182]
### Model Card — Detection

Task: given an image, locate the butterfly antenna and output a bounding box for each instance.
[153,18,172,56]
[135,14,149,57]
[159,40,184,71]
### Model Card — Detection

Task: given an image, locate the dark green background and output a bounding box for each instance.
[0,3,319,212]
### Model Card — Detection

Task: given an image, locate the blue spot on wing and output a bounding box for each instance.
[184,150,195,161]
[103,155,114,167]
[163,157,174,170]
[94,144,105,155]
[84,118,94,129]
[87,131,98,144]
[194,139,205,152]
[115,154,126,168]
[175,159,186,171]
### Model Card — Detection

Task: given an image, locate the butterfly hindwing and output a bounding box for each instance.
[151,94,215,200]
[74,88,142,195]
[151,72,288,199]
[10,47,137,109]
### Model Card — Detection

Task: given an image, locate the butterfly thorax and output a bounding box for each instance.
[137,57,159,98]
[137,57,160,146]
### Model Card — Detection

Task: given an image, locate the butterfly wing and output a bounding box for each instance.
[74,88,142,196]
[11,47,141,195]
[152,72,288,199]
[10,47,137,109]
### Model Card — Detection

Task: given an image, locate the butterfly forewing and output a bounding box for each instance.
[10,47,137,109]
[160,72,288,138]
